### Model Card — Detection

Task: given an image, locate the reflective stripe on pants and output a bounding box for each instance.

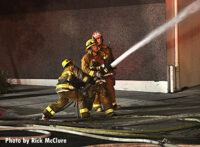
[46,106,55,115]
[80,108,89,114]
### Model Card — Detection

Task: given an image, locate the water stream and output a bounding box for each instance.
[111,0,200,68]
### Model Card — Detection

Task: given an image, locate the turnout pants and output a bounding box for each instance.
[43,91,89,118]
[89,82,114,115]
[93,77,117,109]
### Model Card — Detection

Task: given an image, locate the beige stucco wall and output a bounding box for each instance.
[178,0,200,88]
[166,0,200,91]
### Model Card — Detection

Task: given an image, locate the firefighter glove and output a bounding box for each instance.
[101,64,112,73]
[96,71,102,78]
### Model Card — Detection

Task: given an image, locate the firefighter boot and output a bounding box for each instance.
[42,105,56,120]
[80,108,90,118]
[94,106,103,112]
[105,108,116,118]
[112,103,121,110]
[81,112,90,118]
[41,113,54,120]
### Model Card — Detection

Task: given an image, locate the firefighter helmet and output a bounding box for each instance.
[92,31,102,39]
[86,39,97,49]
[62,59,72,68]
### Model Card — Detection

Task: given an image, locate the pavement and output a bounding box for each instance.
[0,84,200,146]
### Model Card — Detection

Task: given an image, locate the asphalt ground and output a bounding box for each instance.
[0,85,200,146]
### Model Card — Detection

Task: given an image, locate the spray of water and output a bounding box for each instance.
[111,0,200,68]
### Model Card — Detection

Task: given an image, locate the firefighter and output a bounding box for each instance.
[42,59,95,120]
[81,39,115,116]
[92,31,121,110]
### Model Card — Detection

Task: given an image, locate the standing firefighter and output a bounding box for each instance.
[81,39,115,117]
[92,31,121,110]
[42,59,95,120]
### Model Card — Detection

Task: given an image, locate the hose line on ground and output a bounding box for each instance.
[0,126,51,140]
[0,126,177,147]
[0,113,200,128]
[0,113,199,144]
[52,123,200,135]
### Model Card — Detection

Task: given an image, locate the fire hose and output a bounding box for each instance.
[0,113,199,146]
[0,123,199,146]
[0,126,51,140]
[0,113,200,127]
[0,126,178,147]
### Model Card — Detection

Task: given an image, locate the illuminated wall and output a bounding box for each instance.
[166,0,200,91]
[178,0,200,88]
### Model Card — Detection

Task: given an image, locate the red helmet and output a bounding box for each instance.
[92,31,102,39]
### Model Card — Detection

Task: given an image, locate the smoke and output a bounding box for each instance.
[111,0,200,68]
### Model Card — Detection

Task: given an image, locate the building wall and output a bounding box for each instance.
[178,0,200,88]
[0,0,166,82]
[166,0,200,91]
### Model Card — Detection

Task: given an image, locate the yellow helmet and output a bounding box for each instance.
[86,39,97,49]
[62,59,72,68]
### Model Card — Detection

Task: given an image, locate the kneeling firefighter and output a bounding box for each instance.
[42,59,95,120]
[81,39,115,117]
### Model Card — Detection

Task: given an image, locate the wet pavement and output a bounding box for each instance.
[0,84,200,146]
